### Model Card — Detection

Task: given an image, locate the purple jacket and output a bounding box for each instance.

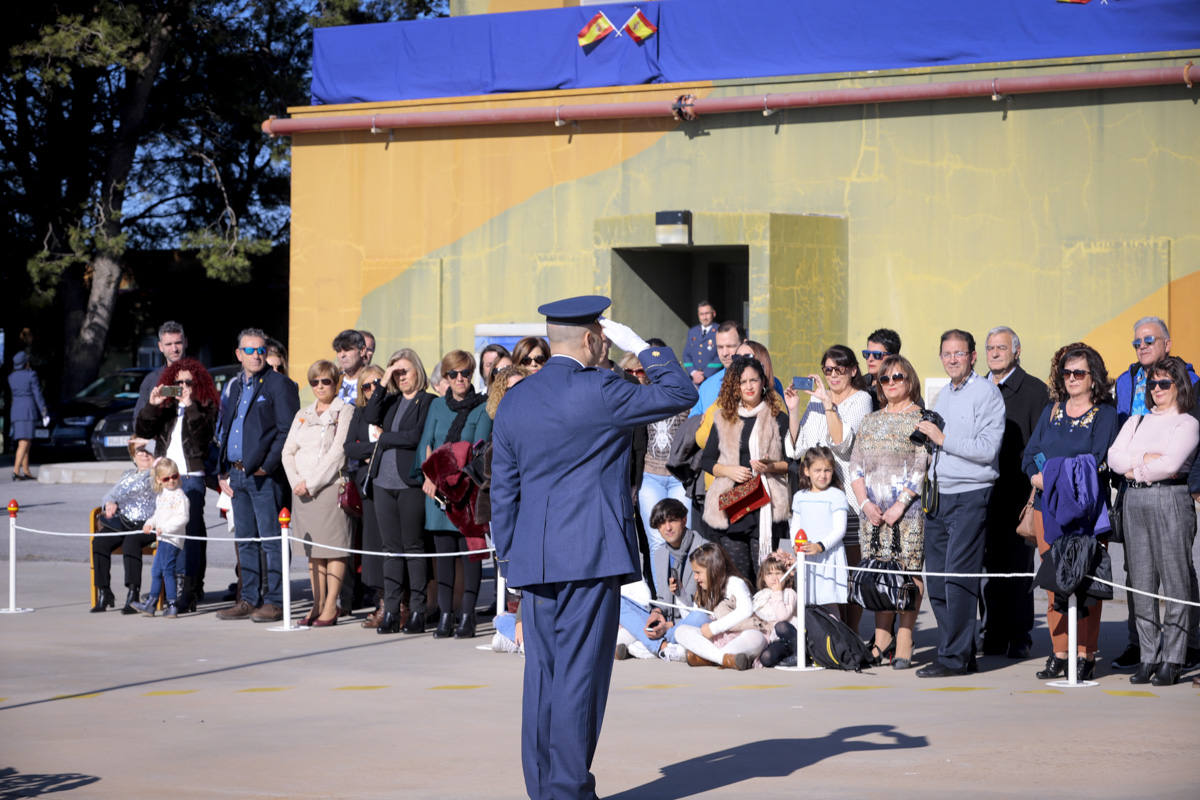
[1041,453,1111,545]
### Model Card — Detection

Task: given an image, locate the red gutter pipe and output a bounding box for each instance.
[262,62,1195,136]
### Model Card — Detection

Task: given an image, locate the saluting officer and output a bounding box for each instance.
[490,296,697,800]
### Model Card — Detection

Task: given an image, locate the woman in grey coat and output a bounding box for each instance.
[7,351,48,481]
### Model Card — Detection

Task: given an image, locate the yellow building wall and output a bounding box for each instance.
[287,54,1200,389]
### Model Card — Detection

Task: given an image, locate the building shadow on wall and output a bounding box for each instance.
[0,766,99,799]
[606,724,928,799]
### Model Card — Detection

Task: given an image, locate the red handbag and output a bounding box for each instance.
[718,475,770,524]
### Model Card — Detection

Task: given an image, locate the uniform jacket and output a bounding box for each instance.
[681,324,720,380]
[8,368,47,422]
[491,346,697,588]
[215,368,300,477]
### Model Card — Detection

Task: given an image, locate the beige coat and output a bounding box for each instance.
[702,405,789,530]
[281,398,355,558]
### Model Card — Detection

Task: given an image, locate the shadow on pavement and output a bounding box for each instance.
[606,725,928,799]
[0,766,99,799]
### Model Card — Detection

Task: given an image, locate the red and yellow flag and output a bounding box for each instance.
[577,12,615,47]
[621,9,657,44]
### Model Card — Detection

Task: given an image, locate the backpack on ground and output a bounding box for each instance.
[805,606,871,671]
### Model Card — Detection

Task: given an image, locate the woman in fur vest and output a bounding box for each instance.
[700,355,790,585]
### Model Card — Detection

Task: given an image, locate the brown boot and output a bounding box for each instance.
[685,651,717,668]
[721,652,752,671]
[216,599,255,620]
[361,606,384,629]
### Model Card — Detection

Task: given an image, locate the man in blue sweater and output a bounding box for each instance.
[915,329,1006,678]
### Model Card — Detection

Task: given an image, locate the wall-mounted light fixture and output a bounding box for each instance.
[655,210,692,245]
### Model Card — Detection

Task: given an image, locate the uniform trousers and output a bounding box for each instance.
[373,486,426,616]
[521,576,620,800]
[924,486,990,671]
[1123,484,1196,666]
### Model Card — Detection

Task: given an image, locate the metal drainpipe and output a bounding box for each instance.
[262,62,1195,136]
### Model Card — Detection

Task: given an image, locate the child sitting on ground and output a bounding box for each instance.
[130,458,188,618]
[752,550,797,667]
[673,543,764,670]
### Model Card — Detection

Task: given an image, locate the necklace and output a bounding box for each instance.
[884,402,915,414]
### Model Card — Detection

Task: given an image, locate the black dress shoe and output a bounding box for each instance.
[1129,662,1158,685]
[432,611,455,639]
[376,611,401,635]
[1035,656,1068,680]
[1111,643,1140,670]
[1006,641,1032,660]
[90,587,115,613]
[1151,662,1182,687]
[121,587,140,615]
[401,610,427,634]
[454,611,477,639]
[916,662,963,678]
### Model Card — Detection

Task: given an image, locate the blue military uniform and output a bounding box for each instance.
[491,296,697,800]
[681,323,720,381]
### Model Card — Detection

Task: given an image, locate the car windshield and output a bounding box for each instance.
[75,373,143,400]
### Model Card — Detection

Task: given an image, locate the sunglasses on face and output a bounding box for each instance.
[309,377,335,387]
[1132,335,1160,349]
[1060,369,1090,381]
[174,379,193,387]
[362,384,375,394]
[241,346,267,355]
[626,368,646,377]
[862,350,887,360]
[445,369,471,380]
[823,366,848,376]
[520,355,548,366]
[1147,379,1175,391]
[162,474,180,482]
[877,373,908,386]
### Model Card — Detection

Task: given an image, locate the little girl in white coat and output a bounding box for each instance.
[790,446,849,615]
[130,458,189,618]
[673,543,765,670]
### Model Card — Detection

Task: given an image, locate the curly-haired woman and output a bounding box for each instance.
[699,356,789,586]
[1021,342,1119,681]
[135,356,220,612]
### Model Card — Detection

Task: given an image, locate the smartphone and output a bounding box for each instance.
[160,385,182,398]
[791,376,815,392]
[1034,452,1047,471]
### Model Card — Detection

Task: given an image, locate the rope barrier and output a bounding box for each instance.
[1086,574,1200,608]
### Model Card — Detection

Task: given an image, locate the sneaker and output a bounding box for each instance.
[490,631,521,654]
[162,603,178,619]
[216,599,255,620]
[250,603,283,623]
[658,643,687,662]
[1111,643,1140,670]
[131,598,156,617]
[627,640,655,660]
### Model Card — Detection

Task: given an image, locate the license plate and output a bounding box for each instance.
[104,435,131,447]
[34,429,50,439]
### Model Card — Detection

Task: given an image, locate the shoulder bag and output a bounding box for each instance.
[718,475,770,524]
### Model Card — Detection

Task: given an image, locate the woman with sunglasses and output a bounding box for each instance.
[1021,343,1118,680]
[135,357,219,612]
[415,349,493,638]
[845,355,929,668]
[365,349,434,634]
[783,344,873,629]
[343,365,385,627]
[511,336,550,374]
[1107,355,1199,687]
[281,360,356,626]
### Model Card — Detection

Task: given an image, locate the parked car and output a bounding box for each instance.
[37,368,150,459]
[89,364,241,460]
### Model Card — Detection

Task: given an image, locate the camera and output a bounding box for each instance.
[909,409,945,451]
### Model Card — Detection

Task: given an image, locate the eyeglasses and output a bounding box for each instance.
[445,369,470,380]
[520,355,548,366]
[877,373,908,386]
[1132,335,1160,349]
[626,368,646,377]
[174,379,193,386]
[1060,369,1090,381]
[822,366,848,376]
[940,351,969,361]
[162,474,180,482]
[309,377,335,387]
[241,346,267,355]
[1147,379,1175,391]
[862,350,887,361]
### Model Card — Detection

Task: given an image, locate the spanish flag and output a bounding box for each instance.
[578,11,615,47]
[621,9,657,44]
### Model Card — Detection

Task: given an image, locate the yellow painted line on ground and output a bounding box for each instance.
[1104,690,1156,698]
[143,690,197,696]
[1020,689,1064,695]
[726,684,788,690]
[629,684,686,690]
[238,687,291,693]
[335,685,389,691]
[826,685,889,691]
[429,685,487,691]
[922,687,992,692]
[52,692,104,700]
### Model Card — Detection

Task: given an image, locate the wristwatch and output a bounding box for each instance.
[824,403,838,414]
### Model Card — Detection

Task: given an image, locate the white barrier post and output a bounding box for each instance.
[269,507,302,632]
[2,499,33,614]
[1048,593,1095,688]
[494,550,506,617]
[778,531,821,672]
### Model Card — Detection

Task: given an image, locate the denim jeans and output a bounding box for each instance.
[149,541,180,604]
[619,595,709,652]
[180,476,207,583]
[637,471,689,588]
[228,468,283,606]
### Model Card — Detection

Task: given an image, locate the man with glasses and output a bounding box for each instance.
[682,301,721,386]
[1110,316,1200,670]
[862,328,902,411]
[215,328,300,622]
[134,321,187,418]
[979,326,1048,660]
[914,329,1005,678]
[333,329,368,403]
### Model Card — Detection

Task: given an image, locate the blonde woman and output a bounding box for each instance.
[344,364,385,627]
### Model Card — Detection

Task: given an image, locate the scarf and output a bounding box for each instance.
[742,402,778,566]
[702,401,789,549]
[444,388,485,443]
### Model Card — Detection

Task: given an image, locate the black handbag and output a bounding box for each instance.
[849,557,920,612]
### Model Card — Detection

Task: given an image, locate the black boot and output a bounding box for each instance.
[121,587,140,615]
[402,604,427,634]
[90,586,115,613]
[1035,655,1068,680]
[454,611,477,639]
[433,611,455,639]
[377,611,401,635]
[176,575,195,614]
